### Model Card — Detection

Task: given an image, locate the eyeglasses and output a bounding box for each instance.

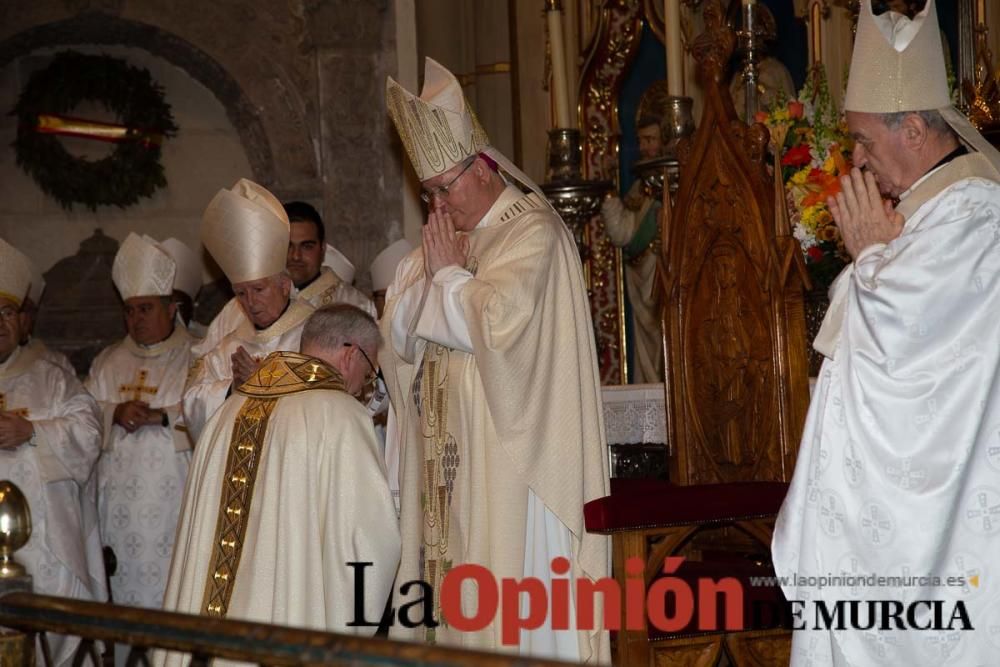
[343,342,379,391]
[0,306,20,323]
[419,158,476,204]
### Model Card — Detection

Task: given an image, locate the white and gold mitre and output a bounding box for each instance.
[323,244,356,284]
[844,0,948,112]
[160,237,203,300]
[202,178,290,285]
[112,233,177,300]
[386,58,490,181]
[0,238,35,308]
[845,0,1000,177]
[370,238,413,292]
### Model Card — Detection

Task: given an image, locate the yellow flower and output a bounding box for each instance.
[817,224,840,242]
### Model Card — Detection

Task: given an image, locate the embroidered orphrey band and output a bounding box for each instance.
[200,396,278,617]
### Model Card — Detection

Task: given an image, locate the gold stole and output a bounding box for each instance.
[199,351,346,617]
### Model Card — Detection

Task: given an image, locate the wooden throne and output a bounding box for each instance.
[584,1,811,664]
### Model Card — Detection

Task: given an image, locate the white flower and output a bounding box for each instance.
[794,223,817,251]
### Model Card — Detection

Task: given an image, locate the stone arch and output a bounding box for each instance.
[0,11,297,190]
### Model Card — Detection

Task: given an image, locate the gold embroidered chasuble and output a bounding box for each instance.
[199,351,345,617]
[159,351,400,667]
[381,190,610,661]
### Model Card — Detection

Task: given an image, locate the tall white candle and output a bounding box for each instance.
[665,0,684,96]
[809,0,823,65]
[547,2,573,128]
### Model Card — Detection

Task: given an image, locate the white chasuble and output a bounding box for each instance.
[0,346,105,667]
[85,326,193,609]
[773,167,1000,666]
[21,337,76,376]
[182,299,313,442]
[158,352,399,667]
[381,186,611,663]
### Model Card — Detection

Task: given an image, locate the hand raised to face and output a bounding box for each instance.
[231,346,261,388]
[423,207,470,279]
[828,167,904,259]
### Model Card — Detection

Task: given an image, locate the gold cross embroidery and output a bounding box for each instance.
[0,393,30,418]
[119,369,159,402]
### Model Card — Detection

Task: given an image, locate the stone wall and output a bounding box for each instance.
[0,0,402,296]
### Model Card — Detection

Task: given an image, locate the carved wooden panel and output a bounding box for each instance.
[651,635,723,666]
[725,629,793,667]
[660,0,810,485]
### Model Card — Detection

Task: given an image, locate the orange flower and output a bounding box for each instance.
[800,169,842,208]
[754,111,770,124]
[830,143,851,176]
[788,101,805,119]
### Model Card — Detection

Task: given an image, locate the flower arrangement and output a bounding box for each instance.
[755,69,853,292]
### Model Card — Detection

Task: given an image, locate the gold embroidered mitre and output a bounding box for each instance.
[160,237,202,300]
[112,233,177,300]
[0,238,33,308]
[386,58,490,181]
[844,0,948,113]
[202,179,290,285]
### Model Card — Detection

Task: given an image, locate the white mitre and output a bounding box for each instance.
[202,178,290,285]
[323,244,356,284]
[112,233,177,300]
[370,239,413,293]
[160,237,203,300]
[386,57,547,197]
[845,0,1000,178]
[0,238,32,308]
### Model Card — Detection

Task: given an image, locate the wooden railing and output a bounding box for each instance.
[0,588,573,667]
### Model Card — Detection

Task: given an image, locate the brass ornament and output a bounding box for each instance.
[0,481,32,578]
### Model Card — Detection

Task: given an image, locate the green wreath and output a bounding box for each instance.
[12,50,178,210]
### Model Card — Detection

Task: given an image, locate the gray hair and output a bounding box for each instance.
[300,304,381,356]
[878,109,957,139]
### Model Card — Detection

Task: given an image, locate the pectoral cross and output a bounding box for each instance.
[119,369,158,402]
[0,393,30,418]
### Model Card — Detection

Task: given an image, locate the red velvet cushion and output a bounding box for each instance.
[584,480,788,533]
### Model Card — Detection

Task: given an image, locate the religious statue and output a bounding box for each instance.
[600,81,670,384]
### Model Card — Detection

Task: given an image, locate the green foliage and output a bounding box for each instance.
[12,51,178,210]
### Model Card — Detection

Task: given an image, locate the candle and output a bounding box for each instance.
[665,0,684,96]
[976,0,986,25]
[809,0,823,65]
[546,1,573,129]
